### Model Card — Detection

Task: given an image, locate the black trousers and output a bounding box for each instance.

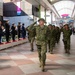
[6,33,10,42]
[18,32,20,39]
[12,32,15,41]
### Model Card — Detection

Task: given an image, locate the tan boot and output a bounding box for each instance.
[39,62,41,67]
[41,66,45,72]
[50,51,53,54]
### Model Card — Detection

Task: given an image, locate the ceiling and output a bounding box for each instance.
[49,0,75,18]
[26,0,49,10]
[26,0,75,18]
[3,0,75,18]
[49,0,75,4]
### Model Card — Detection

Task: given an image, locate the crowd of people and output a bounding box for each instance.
[0,21,26,44]
[26,18,72,72]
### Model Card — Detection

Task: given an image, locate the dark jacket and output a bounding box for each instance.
[5,23,10,33]
[0,25,3,36]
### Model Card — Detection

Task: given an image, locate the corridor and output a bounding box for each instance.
[0,34,75,75]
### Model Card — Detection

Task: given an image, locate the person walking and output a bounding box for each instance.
[63,24,72,54]
[27,18,49,71]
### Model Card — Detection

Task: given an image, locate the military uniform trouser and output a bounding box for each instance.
[28,37,35,50]
[48,39,54,52]
[56,35,60,43]
[37,43,47,68]
[64,39,70,51]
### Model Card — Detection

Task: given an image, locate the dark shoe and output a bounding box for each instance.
[39,63,41,67]
[0,42,3,44]
[41,67,45,72]
[68,51,70,54]
[65,49,68,53]
[48,50,50,52]
[42,69,45,72]
[65,51,68,53]
[31,49,34,52]
[50,51,53,54]
[41,65,45,72]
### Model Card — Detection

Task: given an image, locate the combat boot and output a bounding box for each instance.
[65,49,68,53]
[50,51,53,54]
[30,49,34,52]
[39,62,41,67]
[48,49,50,52]
[41,66,45,72]
[67,50,70,54]
[39,59,41,67]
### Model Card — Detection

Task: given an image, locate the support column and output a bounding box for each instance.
[50,11,53,24]
[39,5,41,18]
[45,9,46,22]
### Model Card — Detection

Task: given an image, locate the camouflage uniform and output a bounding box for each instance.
[27,19,49,71]
[63,25,72,54]
[52,25,56,47]
[35,25,49,71]
[48,25,56,54]
[55,27,61,43]
[26,24,35,52]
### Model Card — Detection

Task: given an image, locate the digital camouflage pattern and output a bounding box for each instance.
[35,25,49,71]
[63,25,72,54]
[48,25,56,54]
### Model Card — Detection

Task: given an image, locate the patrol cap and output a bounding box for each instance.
[53,25,55,27]
[38,18,46,23]
[64,24,69,27]
[48,24,52,26]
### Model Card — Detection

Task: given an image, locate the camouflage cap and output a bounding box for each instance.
[48,24,52,26]
[38,18,46,23]
[64,24,69,26]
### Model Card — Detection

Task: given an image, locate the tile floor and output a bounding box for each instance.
[0,34,75,75]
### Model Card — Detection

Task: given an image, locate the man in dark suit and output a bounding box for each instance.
[17,22,21,40]
[11,24,16,42]
[5,21,10,43]
[22,23,26,39]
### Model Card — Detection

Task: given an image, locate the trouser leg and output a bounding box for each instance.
[50,39,54,54]
[37,45,41,64]
[30,42,34,51]
[0,36,1,43]
[64,41,67,53]
[6,34,9,42]
[41,43,47,71]
[67,40,70,54]
[48,40,50,52]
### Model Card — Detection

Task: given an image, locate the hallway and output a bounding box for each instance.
[0,34,75,75]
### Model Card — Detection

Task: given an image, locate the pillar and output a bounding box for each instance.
[45,9,46,22]
[50,11,52,24]
[39,5,41,18]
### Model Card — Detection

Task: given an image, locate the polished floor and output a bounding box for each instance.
[0,34,75,75]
